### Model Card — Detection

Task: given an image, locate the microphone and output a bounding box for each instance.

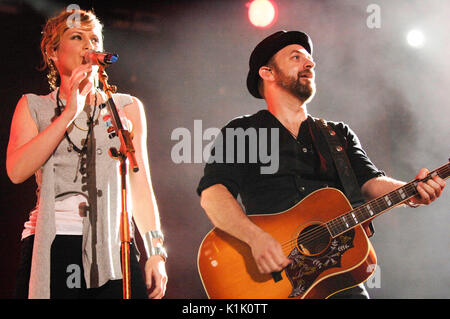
[85,50,119,66]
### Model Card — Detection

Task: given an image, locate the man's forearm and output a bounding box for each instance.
[200,184,265,246]
[361,169,446,207]
[361,176,406,201]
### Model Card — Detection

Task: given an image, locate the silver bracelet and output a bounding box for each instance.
[143,230,167,261]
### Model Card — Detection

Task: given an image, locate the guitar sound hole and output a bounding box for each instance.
[297,224,331,256]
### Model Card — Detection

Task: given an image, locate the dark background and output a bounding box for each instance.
[0,0,448,299]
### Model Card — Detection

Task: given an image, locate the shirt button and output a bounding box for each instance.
[302,147,308,153]
[97,148,103,155]
[299,186,305,192]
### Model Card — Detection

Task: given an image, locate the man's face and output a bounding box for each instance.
[271,44,316,103]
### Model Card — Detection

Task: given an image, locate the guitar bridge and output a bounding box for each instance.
[272,271,282,282]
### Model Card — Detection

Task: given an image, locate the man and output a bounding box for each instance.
[197,31,446,298]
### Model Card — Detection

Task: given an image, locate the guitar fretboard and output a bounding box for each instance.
[326,162,450,238]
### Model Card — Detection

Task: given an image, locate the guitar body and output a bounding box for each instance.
[198,188,377,299]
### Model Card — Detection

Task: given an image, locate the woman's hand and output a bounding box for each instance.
[61,62,94,122]
[144,256,168,299]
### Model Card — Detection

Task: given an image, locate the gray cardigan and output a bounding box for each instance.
[25,90,136,298]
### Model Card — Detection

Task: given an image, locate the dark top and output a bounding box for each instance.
[197,110,384,215]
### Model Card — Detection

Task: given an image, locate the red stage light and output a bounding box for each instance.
[247,0,277,28]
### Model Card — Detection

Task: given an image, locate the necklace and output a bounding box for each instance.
[56,88,98,154]
[72,119,90,131]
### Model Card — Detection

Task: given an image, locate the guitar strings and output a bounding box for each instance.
[213,174,450,277]
[213,205,377,275]
[281,165,450,254]
[206,165,450,282]
[277,188,415,252]
[279,192,400,251]
[279,166,450,250]
[278,168,450,253]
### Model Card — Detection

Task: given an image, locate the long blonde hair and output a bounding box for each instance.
[40,9,103,91]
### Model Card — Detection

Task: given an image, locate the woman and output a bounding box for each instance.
[7,8,167,298]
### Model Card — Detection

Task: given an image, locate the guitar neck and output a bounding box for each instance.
[327,162,450,238]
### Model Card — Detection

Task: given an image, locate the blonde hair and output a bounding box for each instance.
[40,9,103,91]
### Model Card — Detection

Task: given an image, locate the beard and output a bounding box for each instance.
[274,68,316,103]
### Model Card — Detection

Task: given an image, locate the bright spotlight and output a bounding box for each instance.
[407,29,425,48]
[248,0,277,28]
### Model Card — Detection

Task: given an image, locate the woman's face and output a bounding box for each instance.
[50,25,103,79]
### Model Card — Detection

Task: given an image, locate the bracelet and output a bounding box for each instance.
[143,230,167,261]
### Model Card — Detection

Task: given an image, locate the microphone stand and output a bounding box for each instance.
[98,65,139,299]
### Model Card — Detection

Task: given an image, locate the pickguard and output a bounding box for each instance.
[285,230,355,298]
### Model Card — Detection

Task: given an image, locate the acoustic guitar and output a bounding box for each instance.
[198,162,449,299]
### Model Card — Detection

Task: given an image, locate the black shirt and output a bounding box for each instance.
[197,110,384,215]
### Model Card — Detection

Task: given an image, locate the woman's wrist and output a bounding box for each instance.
[143,230,167,261]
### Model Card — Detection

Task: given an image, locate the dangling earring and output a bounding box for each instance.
[48,60,59,91]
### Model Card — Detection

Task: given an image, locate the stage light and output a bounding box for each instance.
[247,0,277,28]
[406,29,425,48]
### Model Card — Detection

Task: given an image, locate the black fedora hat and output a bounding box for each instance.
[246,30,313,99]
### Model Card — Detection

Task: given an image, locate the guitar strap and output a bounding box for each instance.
[312,118,375,236]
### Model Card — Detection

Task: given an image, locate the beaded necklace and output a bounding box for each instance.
[56,88,98,155]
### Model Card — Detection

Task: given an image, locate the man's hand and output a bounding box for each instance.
[408,168,446,206]
[248,231,291,274]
